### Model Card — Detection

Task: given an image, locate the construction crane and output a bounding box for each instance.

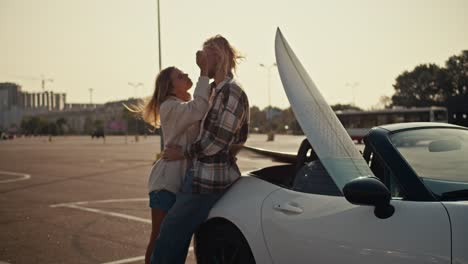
[41,75,54,91]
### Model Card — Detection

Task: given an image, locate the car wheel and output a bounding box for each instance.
[195,220,255,264]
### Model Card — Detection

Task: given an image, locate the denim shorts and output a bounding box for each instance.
[148,189,176,212]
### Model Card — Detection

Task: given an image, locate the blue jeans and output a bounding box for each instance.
[148,189,176,212]
[150,169,224,264]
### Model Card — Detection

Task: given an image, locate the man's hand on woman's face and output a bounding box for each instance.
[162,144,184,161]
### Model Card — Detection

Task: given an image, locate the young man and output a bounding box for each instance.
[151,35,250,264]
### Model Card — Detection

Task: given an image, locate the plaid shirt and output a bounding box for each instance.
[184,76,250,193]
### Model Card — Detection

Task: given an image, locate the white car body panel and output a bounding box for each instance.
[442,201,468,264]
[262,188,451,264]
[207,176,280,264]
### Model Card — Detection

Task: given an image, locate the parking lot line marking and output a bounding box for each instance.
[54,204,152,224]
[51,198,195,262]
[0,170,31,184]
[101,256,145,264]
[50,198,147,208]
[100,246,194,264]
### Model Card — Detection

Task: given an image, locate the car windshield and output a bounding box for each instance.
[390,128,468,199]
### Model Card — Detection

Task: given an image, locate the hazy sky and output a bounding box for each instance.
[1,0,467,109]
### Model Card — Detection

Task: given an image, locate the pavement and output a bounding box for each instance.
[0,134,289,264]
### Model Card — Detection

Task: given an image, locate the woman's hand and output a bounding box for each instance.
[180,92,191,102]
[162,144,184,161]
[196,50,208,76]
[229,144,244,157]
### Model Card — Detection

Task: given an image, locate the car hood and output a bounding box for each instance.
[274,28,374,191]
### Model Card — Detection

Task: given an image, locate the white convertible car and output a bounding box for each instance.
[193,29,468,264]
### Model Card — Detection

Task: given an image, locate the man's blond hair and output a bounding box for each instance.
[203,35,243,76]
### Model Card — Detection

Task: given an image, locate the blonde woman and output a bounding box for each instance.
[131,51,211,264]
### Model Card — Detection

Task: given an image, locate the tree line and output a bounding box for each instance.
[20,116,68,136]
[391,50,467,108]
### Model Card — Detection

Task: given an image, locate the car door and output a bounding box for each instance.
[261,188,451,264]
[442,201,468,264]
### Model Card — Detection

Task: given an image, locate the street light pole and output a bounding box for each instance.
[156,0,165,157]
[259,62,277,141]
[157,0,162,72]
[128,82,143,98]
[345,82,359,106]
[88,88,94,105]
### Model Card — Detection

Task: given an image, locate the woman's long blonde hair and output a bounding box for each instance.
[203,35,243,76]
[125,66,176,129]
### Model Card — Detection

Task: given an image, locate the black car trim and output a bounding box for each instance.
[365,127,436,201]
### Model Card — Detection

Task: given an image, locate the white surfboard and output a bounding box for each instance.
[275,28,374,191]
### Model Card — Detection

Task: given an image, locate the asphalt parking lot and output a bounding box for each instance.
[0,134,293,264]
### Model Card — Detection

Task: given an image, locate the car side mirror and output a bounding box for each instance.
[343,177,395,219]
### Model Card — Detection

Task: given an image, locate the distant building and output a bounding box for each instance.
[0,83,24,132]
[0,82,142,134]
[0,82,70,131]
[0,82,104,133]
